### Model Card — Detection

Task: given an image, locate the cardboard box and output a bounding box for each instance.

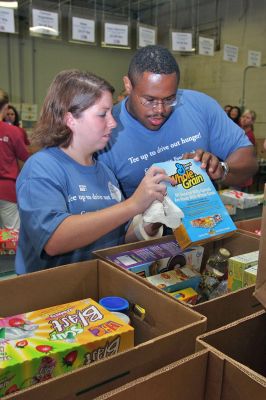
[0,260,205,399]
[95,349,266,400]
[94,232,262,331]
[255,186,266,306]
[220,190,259,209]
[235,217,261,237]
[155,160,236,249]
[196,310,266,383]
[195,185,266,387]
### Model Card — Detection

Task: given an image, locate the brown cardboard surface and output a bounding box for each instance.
[0,260,206,400]
[235,217,261,237]
[255,186,266,307]
[196,310,266,383]
[94,232,261,331]
[94,349,266,400]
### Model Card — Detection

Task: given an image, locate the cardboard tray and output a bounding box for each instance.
[235,217,261,237]
[95,349,266,400]
[0,259,206,400]
[93,232,261,331]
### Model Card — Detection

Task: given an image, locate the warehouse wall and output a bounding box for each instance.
[0,0,265,137]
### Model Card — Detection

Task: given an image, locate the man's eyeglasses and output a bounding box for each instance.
[137,95,177,109]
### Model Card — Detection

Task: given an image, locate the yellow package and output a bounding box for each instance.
[0,298,134,397]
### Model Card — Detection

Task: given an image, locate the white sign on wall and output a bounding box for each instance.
[0,7,15,33]
[21,103,38,121]
[104,22,128,46]
[32,9,59,36]
[248,50,261,67]
[198,36,214,56]
[72,16,95,43]
[138,25,156,47]
[171,32,193,52]
[223,44,238,63]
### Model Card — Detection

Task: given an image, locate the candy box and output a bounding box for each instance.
[153,160,236,249]
[0,298,134,397]
[105,240,204,277]
[243,265,258,287]
[0,230,18,252]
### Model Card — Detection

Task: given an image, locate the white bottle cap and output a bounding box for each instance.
[111,311,130,325]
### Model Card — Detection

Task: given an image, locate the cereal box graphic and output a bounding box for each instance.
[0,298,134,397]
[153,160,236,249]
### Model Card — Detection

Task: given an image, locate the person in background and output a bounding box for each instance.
[240,109,256,146]
[0,89,30,230]
[223,104,232,115]
[234,109,257,192]
[4,104,30,145]
[229,106,242,125]
[15,70,171,275]
[98,45,258,199]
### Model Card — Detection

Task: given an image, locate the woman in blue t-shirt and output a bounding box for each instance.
[15,70,171,274]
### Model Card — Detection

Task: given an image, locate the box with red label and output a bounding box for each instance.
[0,229,18,252]
[219,190,258,209]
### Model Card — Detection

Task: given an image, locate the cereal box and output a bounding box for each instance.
[106,240,204,277]
[153,160,237,249]
[169,287,198,305]
[0,298,134,397]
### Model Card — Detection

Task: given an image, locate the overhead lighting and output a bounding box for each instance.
[30,26,58,35]
[0,1,18,8]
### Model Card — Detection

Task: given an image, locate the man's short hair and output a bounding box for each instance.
[128,45,180,86]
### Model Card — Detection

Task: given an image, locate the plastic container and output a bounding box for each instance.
[111,311,131,325]
[99,296,129,314]
[205,248,231,280]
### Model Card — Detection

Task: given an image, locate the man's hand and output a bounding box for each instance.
[182,149,224,181]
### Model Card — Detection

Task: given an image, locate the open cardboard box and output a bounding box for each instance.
[95,349,266,400]
[235,217,261,237]
[195,185,266,387]
[93,232,262,331]
[0,259,206,400]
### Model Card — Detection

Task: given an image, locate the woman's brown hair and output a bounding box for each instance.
[32,70,114,148]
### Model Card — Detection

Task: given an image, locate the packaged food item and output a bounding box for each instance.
[0,298,134,397]
[205,248,231,280]
[219,190,259,209]
[106,240,204,277]
[228,250,259,291]
[169,287,198,304]
[152,160,236,249]
[146,266,201,292]
[99,296,129,314]
[111,312,131,325]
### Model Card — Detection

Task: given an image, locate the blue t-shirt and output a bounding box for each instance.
[15,147,126,274]
[99,89,252,198]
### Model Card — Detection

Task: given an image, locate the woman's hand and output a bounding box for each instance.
[128,166,174,215]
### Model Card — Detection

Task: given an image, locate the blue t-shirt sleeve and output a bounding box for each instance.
[17,163,70,259]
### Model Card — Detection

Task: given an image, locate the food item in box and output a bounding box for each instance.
[243,265,258,286]
[152,160,236,249]
[228,250,259,291]
[146,265,201,292]
[0,298,134,397]
[106,240,204,276]
[169,287,198,304]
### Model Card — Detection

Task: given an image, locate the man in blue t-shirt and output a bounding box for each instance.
[99,45,258,199]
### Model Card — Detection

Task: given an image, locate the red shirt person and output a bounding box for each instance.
[0,90,29,229]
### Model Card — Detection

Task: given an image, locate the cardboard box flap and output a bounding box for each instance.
[254,185,266,307]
